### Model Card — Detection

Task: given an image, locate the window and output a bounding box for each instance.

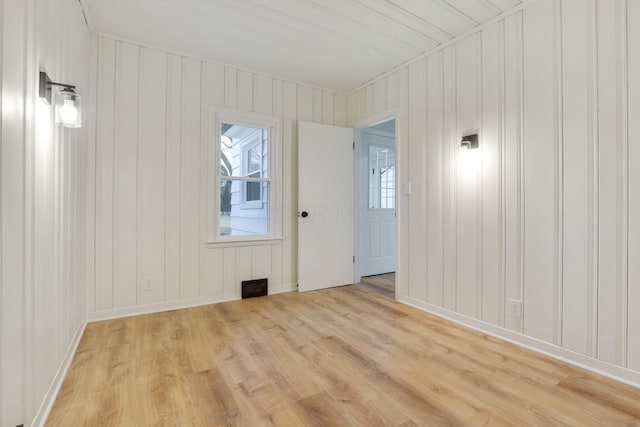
[369,145,396,209]
[212,109,281,241]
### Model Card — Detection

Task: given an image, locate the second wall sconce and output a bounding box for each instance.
[460,133,479,150]
[39,71,82,128]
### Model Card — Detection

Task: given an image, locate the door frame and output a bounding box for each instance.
[354,108,402,300]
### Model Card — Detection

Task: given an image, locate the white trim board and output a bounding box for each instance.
[398,295,640,389]
[87,287,296,323]
[32,321,87,427]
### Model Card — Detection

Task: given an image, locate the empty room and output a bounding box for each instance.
[2,0,640,425]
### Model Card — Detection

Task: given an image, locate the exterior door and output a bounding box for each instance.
[298,121,354,292]
[358,129,396,278]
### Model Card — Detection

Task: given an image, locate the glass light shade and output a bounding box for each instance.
[55,89,82,128]
[458,144,480,178]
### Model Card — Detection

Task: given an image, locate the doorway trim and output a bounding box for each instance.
[354,108,403,301]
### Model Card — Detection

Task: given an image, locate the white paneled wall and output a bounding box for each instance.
[89,37,346,315]
[1,0,91,425]
[349,0,640,382]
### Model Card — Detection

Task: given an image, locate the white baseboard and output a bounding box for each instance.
[88,285,297,323]
[32,320,87,427]
[269,283,296,295]
[398,295,640,389]
[87,294,240,322]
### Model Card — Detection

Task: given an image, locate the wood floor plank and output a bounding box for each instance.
[47,285,640,426]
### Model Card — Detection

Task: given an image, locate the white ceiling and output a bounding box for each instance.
[82,0,524,92]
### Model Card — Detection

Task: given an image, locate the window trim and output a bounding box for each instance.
[207,107,282,243]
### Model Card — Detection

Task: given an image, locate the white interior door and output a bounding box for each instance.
[298,121,354,292]
[358,130,396,278]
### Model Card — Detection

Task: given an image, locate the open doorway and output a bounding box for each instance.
[356,118,396,296]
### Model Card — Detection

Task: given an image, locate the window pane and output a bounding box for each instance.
[220,179,270,236]
[246,181,261,202]
[221,123,269,178]
[368,145,396,209]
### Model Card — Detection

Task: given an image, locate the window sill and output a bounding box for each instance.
[204,237,283,248]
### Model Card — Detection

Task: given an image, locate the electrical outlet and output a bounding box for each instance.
[144,277,153,292]
[508,299,522,318]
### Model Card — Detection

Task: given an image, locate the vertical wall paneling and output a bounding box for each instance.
[237,70,254,112]
[395,67,410,298]
[200,62,225,295]
[595,0,624,365]
[455,34,481,318]
[179,57,201,299]
[347,0,640,381]
[522,0,558,343]
[407,59,428,301]
[85,34,98,313]
[347,92,358,128]
[481,23,504,327]
[94,38,116,311]
[321,90,333,125]
[373,78,387,114]
[273,79,284,118]
[200,248,223,296]
[235,247,253,295]
[4,0,93,423]
[138,48,168,305]
[165,54,182,302]
[223,248,236,297]
[203,62,225,108]
[616,0,629,369]
[442,45,458,311]
[365,85,374,118]
[113,42,139,309]
[627,0,640,371]
[270,244,284,291]
[252,245,272,280]
[426,51,445,307]
[282,81,298,289]
[254,74,273,115]
[387,71,400,108]
[503,12,524,333]
[560,0,594,356]
[225,67,237,108]
[92,36,341,312]
[312,88,322,123]
[355,88,367,123]
[334,94,347,127]
[296,85,313,122]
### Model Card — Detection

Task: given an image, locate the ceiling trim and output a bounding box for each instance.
[349,0,540,94]
[77,0,95,32]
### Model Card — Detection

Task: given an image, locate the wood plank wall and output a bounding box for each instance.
[349,0,640,374]
[89,37,346,315]
[1,0,91,424]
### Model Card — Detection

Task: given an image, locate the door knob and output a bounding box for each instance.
[301,211,309,218]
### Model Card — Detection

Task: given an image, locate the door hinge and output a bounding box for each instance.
[353,141,355,150]
[353,255,355,263]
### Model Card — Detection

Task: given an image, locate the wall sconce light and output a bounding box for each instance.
[458,133,479,178]
[39,71,82,128]
[460,133,479,150]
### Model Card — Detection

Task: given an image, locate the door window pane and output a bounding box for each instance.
[369,145,396,209]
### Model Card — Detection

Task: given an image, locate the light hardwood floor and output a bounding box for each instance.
[48,284,640,426]
[360,273,395,296]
